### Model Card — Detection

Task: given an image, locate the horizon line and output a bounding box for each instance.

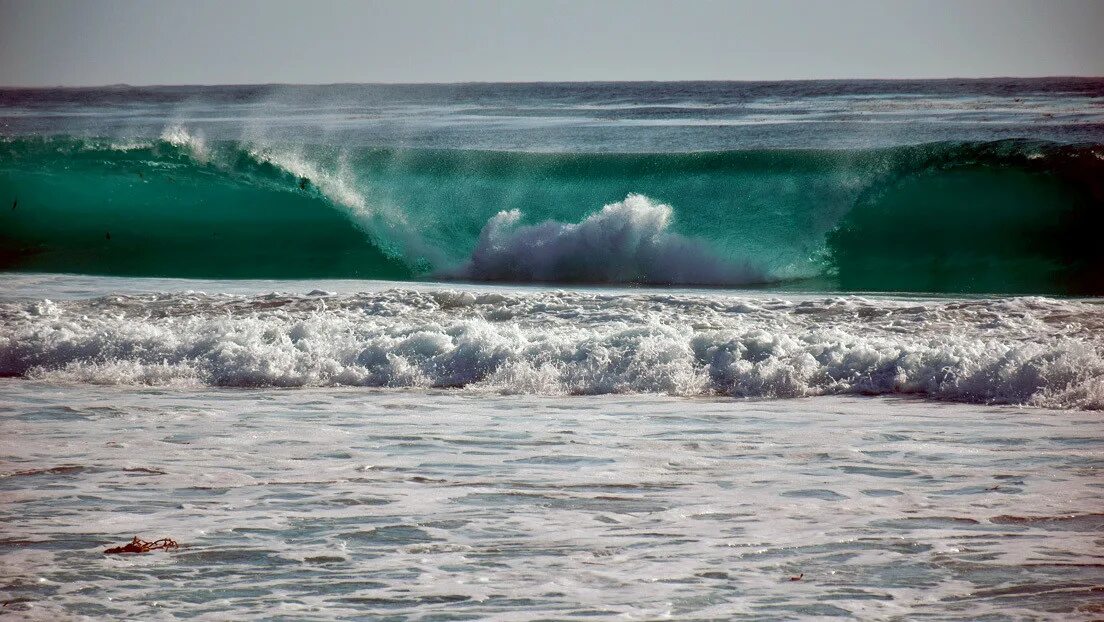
[2,75,1102,90]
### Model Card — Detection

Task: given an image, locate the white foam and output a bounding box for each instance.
[447,194,768,286]
[2,288,1101,409]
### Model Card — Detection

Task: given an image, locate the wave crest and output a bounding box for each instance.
[447,194,768,286]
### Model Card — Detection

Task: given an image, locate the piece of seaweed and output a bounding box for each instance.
[104,536,179,554]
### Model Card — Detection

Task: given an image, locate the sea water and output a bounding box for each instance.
[1,275,1103,619]
[2,80,1103,293]
[2,375,1103,619]
[2,80,1103,619]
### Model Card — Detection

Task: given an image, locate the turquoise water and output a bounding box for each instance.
[2,79,1103,294]
[1,136,1101,293]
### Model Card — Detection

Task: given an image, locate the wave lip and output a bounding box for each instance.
[446,194,769,286]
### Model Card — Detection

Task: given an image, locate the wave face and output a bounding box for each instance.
[1,134,1102,293]
[1,289,1101,409]
[0,134,413,279]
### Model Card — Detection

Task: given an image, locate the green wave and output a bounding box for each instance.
[0,135,1101,294]
[0,137,412,279]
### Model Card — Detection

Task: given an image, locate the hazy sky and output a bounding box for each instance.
[1,0,1101,86]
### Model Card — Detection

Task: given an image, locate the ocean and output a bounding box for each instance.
[1,80,1103,619]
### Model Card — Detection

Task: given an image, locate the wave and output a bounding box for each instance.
[0,132,414,279]
[2,290,1101,409]
[1,133,1102,293]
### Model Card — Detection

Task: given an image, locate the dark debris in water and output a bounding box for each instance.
[104,536,179,554]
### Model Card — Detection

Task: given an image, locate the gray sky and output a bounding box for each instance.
[1,0,1101,86]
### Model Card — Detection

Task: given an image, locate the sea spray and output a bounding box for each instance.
[445,194,768,285]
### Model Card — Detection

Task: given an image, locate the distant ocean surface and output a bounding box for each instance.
[2,81,1103,620]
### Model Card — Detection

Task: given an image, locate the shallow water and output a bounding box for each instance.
[2,386,1102,620]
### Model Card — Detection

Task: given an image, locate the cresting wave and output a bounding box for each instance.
[1,132,1102,293]
[1,289,1102,409]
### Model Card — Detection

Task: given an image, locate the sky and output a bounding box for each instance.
[0,0,1101,86]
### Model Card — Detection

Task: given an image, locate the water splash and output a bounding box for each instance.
[447,194,768,286]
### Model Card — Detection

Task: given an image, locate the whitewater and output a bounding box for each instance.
[2,80,1104,620]
[2,275,1103,410]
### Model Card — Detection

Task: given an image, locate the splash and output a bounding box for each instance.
[447,194,767,285]
[159,125,209,162]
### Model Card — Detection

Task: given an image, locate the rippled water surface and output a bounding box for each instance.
[2,386,1102,620]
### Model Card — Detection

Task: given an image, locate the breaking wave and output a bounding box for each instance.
[1,132,1102,293]
[1,289,1101,409]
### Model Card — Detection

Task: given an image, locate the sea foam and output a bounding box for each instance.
[447,194,768,286]
[1,288,1101,409]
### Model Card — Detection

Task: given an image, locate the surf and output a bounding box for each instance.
[1,286,1101,410]
[1,132,1101,294]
